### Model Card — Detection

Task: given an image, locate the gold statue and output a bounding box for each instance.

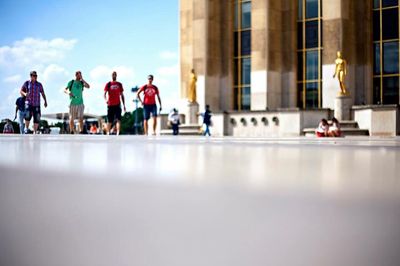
[188,69,197,103]
[333,51,348,95]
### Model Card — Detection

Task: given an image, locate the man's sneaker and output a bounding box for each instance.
[24,128,29,134]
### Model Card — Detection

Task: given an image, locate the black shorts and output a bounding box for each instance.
[107,105,122,124]
[143,104,157,120]
[25,106,41,124]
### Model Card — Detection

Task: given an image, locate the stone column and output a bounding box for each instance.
[322,0,372,108]
[251,0,296,111]
[180,0,232,113]
[184,101,199,125]
[334,95,352,120]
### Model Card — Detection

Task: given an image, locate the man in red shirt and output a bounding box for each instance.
[137,74,162,135]
[104,71,126,135]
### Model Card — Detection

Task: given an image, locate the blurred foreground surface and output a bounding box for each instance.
[1,135,400,266]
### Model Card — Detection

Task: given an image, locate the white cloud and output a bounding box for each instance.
[38,64,71,115]
[160,51,178,60]
[3,74,21,83]
[89,65,135,86]
[42,64,70,86]
[152,63,180,113]
[0,37,77,67]
[157,64,179,77]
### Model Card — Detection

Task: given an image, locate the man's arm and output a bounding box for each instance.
[14,106,18,120]
[104,90,108,104]
[121,92,126,112]
[156,87,162,110]
[64,87,74,97]
[41,89,48,108]
[82,79,90,88]
[157,93,162,111]
[136,87,144,105]
[64,83,74,97]
[20,83,27,97]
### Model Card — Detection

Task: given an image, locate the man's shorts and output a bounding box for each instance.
[107,105,122,124]
[69,104,85,120]
[143,104,157,120]
[25,106,41,123]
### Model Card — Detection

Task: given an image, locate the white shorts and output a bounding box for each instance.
[69,104,84,120]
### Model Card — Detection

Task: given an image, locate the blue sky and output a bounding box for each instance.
[0,0,179,119]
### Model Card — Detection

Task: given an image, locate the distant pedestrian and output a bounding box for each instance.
[20,71,48,134]
[14,96,28,134]
[201,105,212,136]
[64,71,90,134]
[2,119,14,134]
[104,71,126,135]
[168,108,180,135]
[137,74,162,135]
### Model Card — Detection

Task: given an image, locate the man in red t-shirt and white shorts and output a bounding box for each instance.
[137,74,162,135]
[104,71,126,135]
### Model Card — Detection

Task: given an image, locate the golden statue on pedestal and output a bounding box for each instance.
[333,51,348,95]
[188,69,197,103]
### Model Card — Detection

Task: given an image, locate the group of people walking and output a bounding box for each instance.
[13,70,162,135]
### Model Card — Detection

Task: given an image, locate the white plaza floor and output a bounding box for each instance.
[0,135,400,266]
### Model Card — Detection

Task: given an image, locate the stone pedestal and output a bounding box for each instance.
[184,102,199,125]
[334,95,353,120]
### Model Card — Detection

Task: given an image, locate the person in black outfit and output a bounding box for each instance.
[202,105,212,136]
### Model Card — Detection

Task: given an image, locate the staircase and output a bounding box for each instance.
[160,124,203,136]
[303,120,369,137]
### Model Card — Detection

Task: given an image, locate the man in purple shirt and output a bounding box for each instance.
[20,71,48,134]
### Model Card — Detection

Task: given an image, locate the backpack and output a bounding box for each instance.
[24,81,29,91]
[68,80,84,91]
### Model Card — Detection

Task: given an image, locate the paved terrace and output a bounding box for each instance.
[1,135,400,266]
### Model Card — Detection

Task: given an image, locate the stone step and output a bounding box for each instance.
[329,120,358,128]
[160,129,203,136]
[304,128,369,137]
[161,124,203,136]
[178,124,202,130]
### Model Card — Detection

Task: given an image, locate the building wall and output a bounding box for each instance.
[322,0,372,109]
[180,0,233,113]
[180,0,375,112]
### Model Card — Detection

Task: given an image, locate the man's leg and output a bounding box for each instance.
[33,123,39,134]
[106,106,112,135]
[24,110,31,133]
[143,120,148,135]
[115,106,122,135]
[106,123,112,135]
[69,118,75,134]
[33,108,41,134]
[205,125,210,136]
[78,119,84,133]
[18,111,25,134]
[152,117,157,135]
[24,120,30,133]
[116,121,121,135]
[78,105,85,133]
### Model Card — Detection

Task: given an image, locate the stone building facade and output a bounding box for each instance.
[179,0,399,136]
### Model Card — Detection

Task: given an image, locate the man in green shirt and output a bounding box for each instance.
[64,71,90,134]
